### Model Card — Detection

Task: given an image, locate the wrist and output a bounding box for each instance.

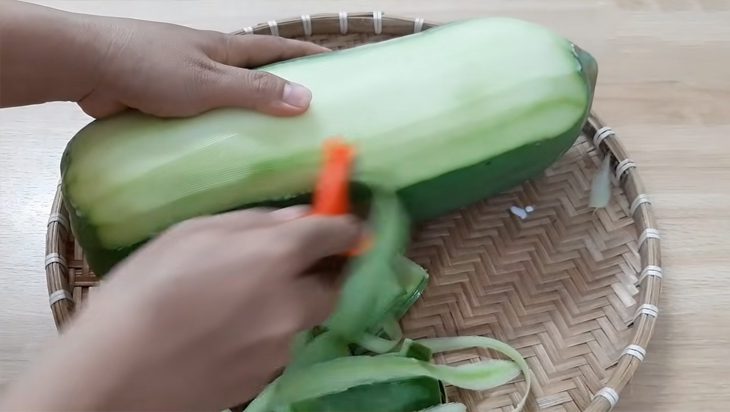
[0,297,148,411]
[0,1,110,107]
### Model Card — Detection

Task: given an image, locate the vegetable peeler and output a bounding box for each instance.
[311,137,371,256]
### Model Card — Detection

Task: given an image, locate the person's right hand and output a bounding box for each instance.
[0,207,361,412]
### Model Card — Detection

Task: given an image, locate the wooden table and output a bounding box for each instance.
[2,1,729,411]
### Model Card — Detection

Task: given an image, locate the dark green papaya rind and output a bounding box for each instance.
[399,43,597,222]
[289,340,442,412]
[289,376,442,412]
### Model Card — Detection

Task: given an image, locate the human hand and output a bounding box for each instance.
[0,208,361,412]
[77,17,328,118]
[0,1,328,118]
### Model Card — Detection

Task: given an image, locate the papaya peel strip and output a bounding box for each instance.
[239,141,532,412]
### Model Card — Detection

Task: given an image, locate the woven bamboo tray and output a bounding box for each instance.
[45,12,662,412]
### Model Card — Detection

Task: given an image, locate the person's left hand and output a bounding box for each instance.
[2,2,327,118]
[78,16,328,118]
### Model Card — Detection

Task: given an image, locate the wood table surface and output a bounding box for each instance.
[1,1,729,411]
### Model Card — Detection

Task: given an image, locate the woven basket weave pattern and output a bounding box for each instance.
[45,12,661,412]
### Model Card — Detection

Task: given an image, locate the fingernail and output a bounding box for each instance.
[282,83,312,108]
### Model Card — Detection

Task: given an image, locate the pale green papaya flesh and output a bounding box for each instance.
[60,17,597,275]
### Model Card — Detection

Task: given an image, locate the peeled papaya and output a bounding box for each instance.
[60,17,597,275]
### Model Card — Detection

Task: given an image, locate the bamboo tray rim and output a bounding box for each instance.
[44,12,662,412]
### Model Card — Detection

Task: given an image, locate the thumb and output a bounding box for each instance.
[207,65,313,116]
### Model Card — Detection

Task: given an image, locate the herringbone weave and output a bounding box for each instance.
[401,136,639,411]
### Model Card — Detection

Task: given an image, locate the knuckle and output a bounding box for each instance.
[211,32,234,64]
[191,58,219,87]
[245,70,282,98]
[183,58,222,113]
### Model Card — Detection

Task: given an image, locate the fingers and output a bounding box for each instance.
[202,65,314,116]
[218,34,330,68]
[271,215,363,273]
[269,205,312,220]
[161,208,361,286]
[166,206,309,235]
[198,35,330,116]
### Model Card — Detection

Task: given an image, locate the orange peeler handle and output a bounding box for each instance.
[311,138,370,256]
[311,138,355,216]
